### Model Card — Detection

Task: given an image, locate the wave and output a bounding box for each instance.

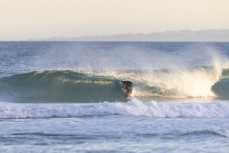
[0,70,126,103]
[181,130,229,138]
[1,100,229,119]
[0,67,229,103]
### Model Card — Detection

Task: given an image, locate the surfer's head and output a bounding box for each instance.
[121,81,133,95]
[121,81,133,89]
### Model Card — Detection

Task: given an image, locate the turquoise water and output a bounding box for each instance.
[1,42,229,153]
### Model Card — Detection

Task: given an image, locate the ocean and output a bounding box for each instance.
[0,41,229,153]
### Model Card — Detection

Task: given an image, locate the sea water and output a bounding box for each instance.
[0,42,229,153]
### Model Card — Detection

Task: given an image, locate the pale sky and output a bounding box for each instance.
[0,0,229,40]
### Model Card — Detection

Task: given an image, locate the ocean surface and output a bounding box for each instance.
[1,41,229,153]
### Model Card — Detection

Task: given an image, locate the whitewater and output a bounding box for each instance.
[1,42,229,153]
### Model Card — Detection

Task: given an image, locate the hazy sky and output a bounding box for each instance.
[0,0,229,40]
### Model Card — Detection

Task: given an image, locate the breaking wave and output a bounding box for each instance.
[0,70,125,103]
[1,99,229,119]
[0,67,229,103]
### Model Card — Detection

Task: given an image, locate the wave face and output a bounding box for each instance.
[0,67,229,103]
[0,70,125,103]
[212,68,229,99]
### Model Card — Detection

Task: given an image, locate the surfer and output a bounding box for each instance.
[121,81,133,96]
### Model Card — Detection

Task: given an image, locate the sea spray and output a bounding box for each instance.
[0,67,229,103]
[1,42,229,152]
[1,42,229,101]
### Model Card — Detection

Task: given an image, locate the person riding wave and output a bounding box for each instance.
[121,81,133,95]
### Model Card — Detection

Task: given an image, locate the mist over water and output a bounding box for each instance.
[1,42,229,153]
[30,42,228,71]
[1,42,229,102]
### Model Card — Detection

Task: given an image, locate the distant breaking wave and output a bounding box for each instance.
[0,68,229,103]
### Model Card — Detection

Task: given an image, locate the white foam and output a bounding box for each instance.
[1,99,229,119]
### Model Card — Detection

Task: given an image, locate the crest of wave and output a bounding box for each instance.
[98,50,227,98]
[136,52,226,98]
